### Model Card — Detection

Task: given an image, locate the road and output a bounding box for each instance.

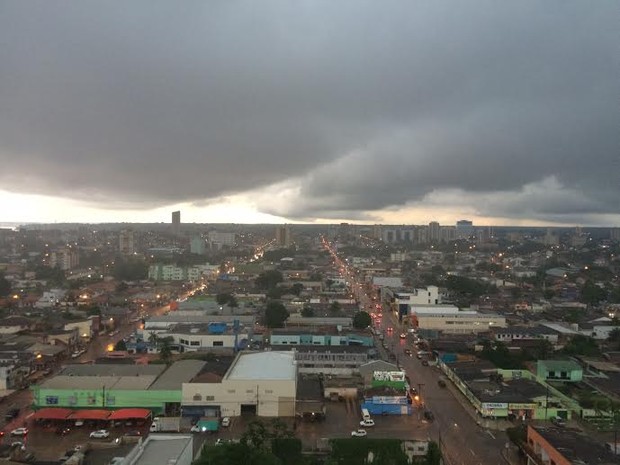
[323,240,509,465]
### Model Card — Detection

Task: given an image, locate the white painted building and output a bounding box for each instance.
[395,286,440,306]
[411,307,506,334]
[182,351,297,417]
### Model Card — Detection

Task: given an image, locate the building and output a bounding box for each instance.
[275,225,292,247]
[32,361,206,415]
[269,328,374,347]
[272,345,373,376]
[525,425,618,465]
[121,434,194,465]
[428,222,440,242]
[411,307,506,334]
[181,351,297,417]
[536,360,583,383]
[207,231,236,248]
[190,236,206,255]
[166,323,249,352]
[148,264,204,281]
[456,220,473,239]
[171,211,181,236]
[48,247,79,270]
[119,230,135,255]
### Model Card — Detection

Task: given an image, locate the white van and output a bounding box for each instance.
[361,408,371,421]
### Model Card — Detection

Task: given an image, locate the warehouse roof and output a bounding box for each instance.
[130,434,193,465]
[40,375,157,390]
[226,351,295,381]
[149,360,206,390]
[59,364,165,377]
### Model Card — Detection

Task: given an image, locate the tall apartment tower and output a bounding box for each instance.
[428,221,441,242]
[119,229,135,255]
[275,225,292,247]
[171,211,181,236]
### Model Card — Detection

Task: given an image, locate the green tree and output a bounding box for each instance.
[113,258,148,281]
[159,339,173,365]
[216,293,232,305]
[228,295,239,311]
[580,280,607,306]
[0,273,11,298]
[264,302,289,328]
[271,438,302,465]
[352,311,372,329]
[255,270,284,291]
[301,306,314,318]
[563,335,600,357]
[425,441,441,465]
[290,283,304,296]
[328,301,341,315]
[241,420,270,450]
[114,340,127,351]
[607,328,620,351]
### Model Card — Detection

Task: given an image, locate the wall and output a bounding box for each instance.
[527,426,571,465]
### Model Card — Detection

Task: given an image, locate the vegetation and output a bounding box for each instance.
[327,438,409,465]
[424,441,441,465]
[445,275,496,307]
[352,311,372,329]
[301,306,315,317]
[480,341,524,369]
[580,280,607,306]
[112,257,148,281]
[159,339,173,365]
[563,335,601,357]
[255,270,284,291]
[264,301,290,328]
[114,340,127,351]
[328,301,341,315]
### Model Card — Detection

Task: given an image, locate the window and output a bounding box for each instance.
[265,390,273,394]
[45,396,59,405]
[190,341,200,346]
[227,389,236,394]
[87,395,97,405]
[213,341,224,347]
[193,394,202,401]
[106,395,116,405]
[246,390,254,394]
[206,395,215,401]
[68,396,77,406]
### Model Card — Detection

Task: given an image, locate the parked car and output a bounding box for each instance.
[5,407,20,421]
[360,419,375,427]
[551,417,566,427]
[10,427,28,436]
[404,348,412,356]
[399,333,407,339]
[421,360,429,366]
[55,426,71,436]
[74,420,84,427]
[124,430,142,437]
[351,429,367,437]
[89,429,110,439]
[438,379,447,388]
[423,410,434,422]
[221,417,230,427]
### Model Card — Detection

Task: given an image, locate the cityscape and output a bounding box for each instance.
[1,1,619,465]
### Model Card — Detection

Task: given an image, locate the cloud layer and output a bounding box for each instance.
[1,1,618,223]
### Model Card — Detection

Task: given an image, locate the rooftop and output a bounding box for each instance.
[296,374,323,401]
[225,351,296,381]
[59,364,166,377]
[40,375,157,390]
[128,434,193,465]
[149,360,207,391]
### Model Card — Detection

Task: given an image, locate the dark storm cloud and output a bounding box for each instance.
[0,1,618,220]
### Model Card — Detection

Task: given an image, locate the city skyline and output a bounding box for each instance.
[1,2,618,226]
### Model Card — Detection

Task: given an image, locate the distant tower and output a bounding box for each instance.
[171,211,181,236]
[275,225,291,247]
[456,220,474,239]
[428,221,441,242]
[119,229,135,255]
[190,236,206,255]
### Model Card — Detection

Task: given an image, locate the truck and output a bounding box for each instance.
[149,416,181,432]
[190,417,220,433]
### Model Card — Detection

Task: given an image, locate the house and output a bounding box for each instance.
[536,360,583,383]
[493,326,559,344]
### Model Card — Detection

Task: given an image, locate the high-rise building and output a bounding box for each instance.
[456,220,474,239]
[275,225,291,247]
[119,229,135,255]
[428,222,441,242]
[49,246,79,270]
[171,211,181,236]
[190,236,206,255]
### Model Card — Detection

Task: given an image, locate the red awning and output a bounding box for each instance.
[107,408,152,420]
[32,408,74,420]
[67,409,111,420]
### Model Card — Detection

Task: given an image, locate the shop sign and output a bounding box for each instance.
[509,403,536,410]
[482,402,508,409]
[373,371,406,382]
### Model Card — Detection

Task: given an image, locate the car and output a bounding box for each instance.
[10,427,28,436]
[438,379,447,388]
[400,333,406,339]
[421,360,429,366]
[55,426,71,436]
[360,419,375,427]
[387,327,393,332]
[221,417,230,427]
[417,353,423,359]
[404,348,412,356]
[89,429,110,439]
[423,410,434,422]
[551,417,566,427]
[74,420,84,427]
[351,429,367,437]
[124,430,142,437]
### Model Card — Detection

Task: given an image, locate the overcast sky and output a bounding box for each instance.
[1,1,618,225]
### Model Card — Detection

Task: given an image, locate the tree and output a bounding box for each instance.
[228,295,239,311]
[325,278,335,290]
[607,328,620,351]
[0,273,11,298]
[425,441,441,465]
[264,302,289,328]
[563,335,600,357]
[113,258,148,281]
[290,283,304,296]
[114,340,127,351]
[148,331,159,345]
[328,301,341,315]
[353,311,372,329]
[271,438,302,465]
[115,281,129,292]
[580,280,607,306]
[301,306,314,318]
[255,270,284,291]
[159,339,173,365]
[216,293,232,305]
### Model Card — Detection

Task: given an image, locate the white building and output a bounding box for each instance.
[207,231,236,248]
[148,265,205,281]
[411,307,506,334]
[119,229,135,255]
[35,289,66,308]
[394,286,440,306]
[121,434,194,465]
[182,351,297,417]
[190,236,206,255]
[372,277,403,288]
[165,324,249,351]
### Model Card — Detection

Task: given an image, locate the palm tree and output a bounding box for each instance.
[148,331,159,345]
[159,339,172,365]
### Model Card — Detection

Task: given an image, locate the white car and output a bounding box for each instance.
[360,419,375,427]
[10,428,28,436]
[89,430,110,439]
[351,429,367,437]
[221,417,230,427]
